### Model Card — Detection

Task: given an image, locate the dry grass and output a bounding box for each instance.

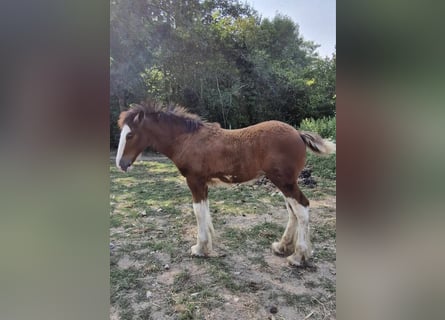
[110,156,336,319]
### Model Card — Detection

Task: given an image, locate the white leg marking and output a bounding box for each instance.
[286,198,311,265]
[297,204,310,252]
[116,124,131,169]
[272,200,297,255]
[191,200,214,256]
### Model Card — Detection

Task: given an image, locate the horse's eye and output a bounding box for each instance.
[126,133,134,140]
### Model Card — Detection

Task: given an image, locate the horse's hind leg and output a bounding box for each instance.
[269,177,312,266]
[284,195,312,266]
[271,200,297,255]
[186,177,214,257]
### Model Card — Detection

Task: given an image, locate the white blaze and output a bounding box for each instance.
[116,124,131,168]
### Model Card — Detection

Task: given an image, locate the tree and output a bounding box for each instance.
[110,0,336,148]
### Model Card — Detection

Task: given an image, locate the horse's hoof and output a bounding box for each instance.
[191,245,207,257]
[286,253,303,266]
[271,242,285,255]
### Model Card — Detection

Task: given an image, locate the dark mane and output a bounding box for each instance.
[122,101,205,132]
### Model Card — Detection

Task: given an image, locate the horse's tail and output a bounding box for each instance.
[299,131,336,155]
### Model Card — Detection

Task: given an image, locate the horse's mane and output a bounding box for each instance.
[120,101,207,132]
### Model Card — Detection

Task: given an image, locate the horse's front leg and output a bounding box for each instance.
[186,177,214,256]
[191,199,215,256]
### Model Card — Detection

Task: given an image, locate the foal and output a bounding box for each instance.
[116,102,335,266]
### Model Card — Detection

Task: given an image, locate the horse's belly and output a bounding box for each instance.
[209,170,265,185]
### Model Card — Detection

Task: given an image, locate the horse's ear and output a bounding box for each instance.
[133,110,145,124]
[118,111,127,129]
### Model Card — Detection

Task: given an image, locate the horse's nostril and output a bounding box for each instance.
[119,159,129,172]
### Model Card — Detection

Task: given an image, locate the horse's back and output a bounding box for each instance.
[226,120,304,152]
[221,120,306,175]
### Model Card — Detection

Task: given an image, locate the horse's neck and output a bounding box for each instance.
[145,121,182,159]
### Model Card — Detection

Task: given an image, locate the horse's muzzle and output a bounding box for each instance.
[119,159,132,172]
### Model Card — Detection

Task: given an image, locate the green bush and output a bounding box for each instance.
[299,116,336,180]
[305,152,336,180]
[299,116,336,140]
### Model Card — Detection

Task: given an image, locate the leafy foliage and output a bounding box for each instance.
[305,152,336,181]
[299,116,336,180]
[110,0,336,147]
[299,116,336,140]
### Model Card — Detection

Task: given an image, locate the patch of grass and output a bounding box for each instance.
[169,269,224,319]
[282,292,314,305]
[209,261,241,291]
[110,159,191,218]
[136,307,152,320]
[117,243,139,254]
[305,149,336,181]
[268,291,320,314]
[194,258,243,292]
[143,262,162,274]
[222,222,283,251]
[170,269,224,319]
[110,213,124,228]
[314,246,336,262]
[173,269,192,291]
[178,306,195,320]
[248,254,269,268]
[312,222,336,242]
[246,222,284,247]
[111,267,142,303]
[110,266,145,319]
[110,252,121,267]
[161,203,183,216]
[150,240,168,251]
[300,177,336,199]
[118,297,135,320]
[110,157,336,319]
[222,227,248,249]
[150,238,181,258]
[304,280,318,289]
[310,205,336,267]
[211,184,283,216]
[198,288,224,308]
[319,276,336,293]
[268,290,279,300]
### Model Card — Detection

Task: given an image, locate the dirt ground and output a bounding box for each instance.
[110,155,336,320]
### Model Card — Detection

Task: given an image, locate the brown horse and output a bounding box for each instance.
[116,101,335,266]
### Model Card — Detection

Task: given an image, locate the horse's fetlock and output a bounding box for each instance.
[296,243,308,253]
